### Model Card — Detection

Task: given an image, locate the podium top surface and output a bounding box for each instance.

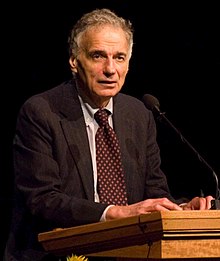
[38,210,220,257]
[39,210,220,239]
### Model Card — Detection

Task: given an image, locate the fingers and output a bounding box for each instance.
[197,197,207,210]
[196,196,214,210]
[106,198,183,220]
[142,198,183,211]
[185,195,214,210]
[206,195,215,209]
[204,195,214,209]
[106,196,216,221]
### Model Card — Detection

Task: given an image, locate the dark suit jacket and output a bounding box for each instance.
[4,79,175,260]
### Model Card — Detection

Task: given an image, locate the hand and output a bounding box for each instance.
[181,195,214,210]
[105,197,182,220]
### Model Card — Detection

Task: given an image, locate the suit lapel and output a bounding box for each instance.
[59,83,94,201]
[113,95,137,199]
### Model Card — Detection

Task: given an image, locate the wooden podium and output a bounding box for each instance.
[38,210,220,260]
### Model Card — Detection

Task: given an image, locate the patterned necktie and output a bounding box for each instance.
[95,109,128,206]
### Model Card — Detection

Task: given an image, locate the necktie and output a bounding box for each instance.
[95,109,128,206]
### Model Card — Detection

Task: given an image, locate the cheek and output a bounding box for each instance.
[118,62,129,74]
[85,63,101,77]
[119,66,129,80]
[77,64,97,83]
[76,58,96,76]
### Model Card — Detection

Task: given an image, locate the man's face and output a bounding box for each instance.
[69,25,131,107]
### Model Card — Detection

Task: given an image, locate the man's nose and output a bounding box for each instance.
[103,58,116,75]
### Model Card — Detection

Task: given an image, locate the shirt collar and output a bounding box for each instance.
[78,95,113,126]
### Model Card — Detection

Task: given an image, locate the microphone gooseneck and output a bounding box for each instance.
[142,94,220,209]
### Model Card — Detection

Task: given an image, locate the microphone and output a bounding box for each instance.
[142,93,220,209]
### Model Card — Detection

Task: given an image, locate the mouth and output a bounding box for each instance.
[98,81,117,87]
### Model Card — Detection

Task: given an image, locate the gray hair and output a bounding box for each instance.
[68,8,134,59]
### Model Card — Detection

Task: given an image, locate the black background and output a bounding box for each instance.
[1,1,220,256]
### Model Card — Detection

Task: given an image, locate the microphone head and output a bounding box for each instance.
[142,94,161,113]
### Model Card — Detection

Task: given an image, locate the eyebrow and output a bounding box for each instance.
[89,50,127,57]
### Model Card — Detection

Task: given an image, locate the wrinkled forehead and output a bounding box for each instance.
[81,25,130,48]
[76,24,132,58]
[84,24,128,39]
[82,26,129,52]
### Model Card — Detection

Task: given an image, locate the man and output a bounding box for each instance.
[4,8,213,261]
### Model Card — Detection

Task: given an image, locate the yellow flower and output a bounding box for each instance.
[66,254,89,261]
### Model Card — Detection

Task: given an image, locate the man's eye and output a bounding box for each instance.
[92,53,102,59]
[116,56,125,62]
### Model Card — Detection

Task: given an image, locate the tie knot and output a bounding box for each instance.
[95,109,109,127]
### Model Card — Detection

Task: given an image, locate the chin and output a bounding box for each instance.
[99,89,119,98]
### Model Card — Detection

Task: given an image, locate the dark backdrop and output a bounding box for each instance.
[1,1,220,257]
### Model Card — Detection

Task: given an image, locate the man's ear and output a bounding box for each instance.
[69,57,78,73]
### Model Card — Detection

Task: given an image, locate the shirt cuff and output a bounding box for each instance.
[100,205,115,221]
